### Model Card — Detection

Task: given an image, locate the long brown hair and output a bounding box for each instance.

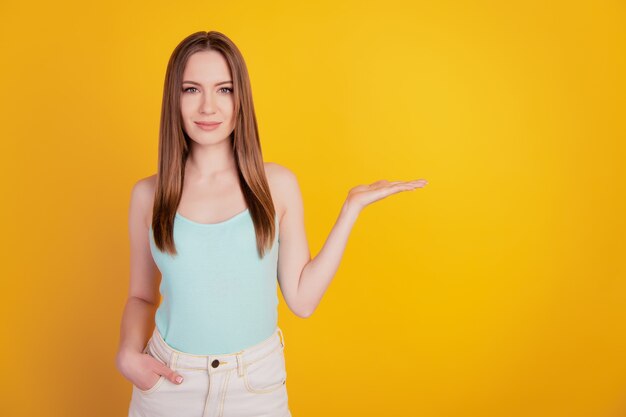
[151,31,276,258]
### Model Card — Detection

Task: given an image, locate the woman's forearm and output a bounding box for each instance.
[296,200,360,317]
[115,297,158,371]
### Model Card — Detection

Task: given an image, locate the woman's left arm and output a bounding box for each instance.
[274,165,427,318]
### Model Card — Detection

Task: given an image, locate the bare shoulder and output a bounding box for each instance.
[263,161,301,223]
[130,173,157,229]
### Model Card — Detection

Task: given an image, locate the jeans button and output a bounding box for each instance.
[211,359,220,368]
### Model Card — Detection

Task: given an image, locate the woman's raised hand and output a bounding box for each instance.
[346,179,428,212]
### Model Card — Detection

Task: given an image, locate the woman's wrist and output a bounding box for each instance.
[116,347,141,373]
[340,198,362,219]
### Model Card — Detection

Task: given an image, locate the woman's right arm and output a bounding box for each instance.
[115,178,183,388]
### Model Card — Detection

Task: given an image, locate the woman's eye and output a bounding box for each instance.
[182,87,232,94]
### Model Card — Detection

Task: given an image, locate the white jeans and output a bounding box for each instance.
[128,326,292,417]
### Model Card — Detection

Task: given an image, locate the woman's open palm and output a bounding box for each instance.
[347,179,428,211]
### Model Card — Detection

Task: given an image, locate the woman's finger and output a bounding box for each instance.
[157,363,184,384]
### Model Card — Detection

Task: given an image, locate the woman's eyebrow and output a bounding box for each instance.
[182,80,233,86]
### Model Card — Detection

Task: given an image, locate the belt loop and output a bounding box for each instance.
[236,354,244,377]
[170,351,179,370]
[277,327,285,348]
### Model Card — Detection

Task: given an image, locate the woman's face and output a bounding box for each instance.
[180,50,235,145]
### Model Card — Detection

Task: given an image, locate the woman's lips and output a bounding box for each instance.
[194,121,222,131]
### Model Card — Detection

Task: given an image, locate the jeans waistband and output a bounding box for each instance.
[145,326,286,376]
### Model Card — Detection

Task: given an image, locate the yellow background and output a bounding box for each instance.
[1,0,625,416]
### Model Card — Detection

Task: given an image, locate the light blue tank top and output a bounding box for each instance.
[148,208,280,354]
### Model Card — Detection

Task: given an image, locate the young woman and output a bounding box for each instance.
[115,31,427,417]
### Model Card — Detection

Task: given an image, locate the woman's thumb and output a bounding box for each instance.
[161,364,184,384]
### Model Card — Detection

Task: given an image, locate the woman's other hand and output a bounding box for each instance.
[346,179,428,212]
[116,348,184,390]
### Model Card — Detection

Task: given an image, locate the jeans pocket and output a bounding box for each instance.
[136,374,166,395]
[243,345,287,394]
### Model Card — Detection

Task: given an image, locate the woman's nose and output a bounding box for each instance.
[200,93,216,113]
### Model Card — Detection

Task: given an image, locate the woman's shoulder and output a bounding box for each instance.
[131,165,294,226]
[130,174,157,229]
[132,174,157,200]
[264,161,296,181]
[264,162,297,223]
